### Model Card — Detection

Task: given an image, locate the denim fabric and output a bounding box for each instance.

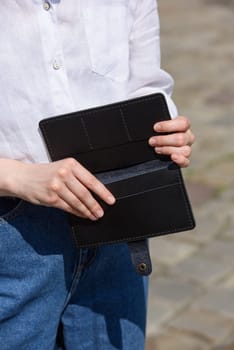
[0,197,148,350]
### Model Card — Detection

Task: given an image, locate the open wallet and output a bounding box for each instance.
[39,93,196,276]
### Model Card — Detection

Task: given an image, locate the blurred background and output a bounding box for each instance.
[146,0,234,349]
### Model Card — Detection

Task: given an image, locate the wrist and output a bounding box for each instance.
[0,158,28,197]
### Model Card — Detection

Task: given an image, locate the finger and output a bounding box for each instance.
[65,176,105,219]
[187,129,196,146]
[154,116,190,133]
[149,132,190,148]
[51,180,100,220]
[171,153,190,168]
[155,145,191,158]
[73,164,116,205]
[57,198,97,220]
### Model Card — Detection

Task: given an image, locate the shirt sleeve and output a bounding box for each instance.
[127,0,178,118]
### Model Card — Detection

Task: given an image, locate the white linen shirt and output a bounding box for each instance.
[0,0,177,164]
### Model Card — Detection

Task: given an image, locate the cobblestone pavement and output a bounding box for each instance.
[146,0,234,349]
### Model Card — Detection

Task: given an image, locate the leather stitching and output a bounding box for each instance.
[80,117,94,150]
[119,107,132,142]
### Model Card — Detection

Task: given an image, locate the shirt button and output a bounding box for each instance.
[53,60,60,70]
[43,2,51,11]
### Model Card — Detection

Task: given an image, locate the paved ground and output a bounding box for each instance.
[146,0,234,349]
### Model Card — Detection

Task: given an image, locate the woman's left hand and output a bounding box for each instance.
[148,116,195,168]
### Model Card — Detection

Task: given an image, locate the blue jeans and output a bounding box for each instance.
[0,197,148,350]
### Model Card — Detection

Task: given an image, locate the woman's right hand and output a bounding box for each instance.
[0,158,115,221]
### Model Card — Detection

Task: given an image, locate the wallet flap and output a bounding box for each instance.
[39,93,171,172]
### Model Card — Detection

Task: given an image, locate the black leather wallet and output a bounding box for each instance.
[39,93,195,275]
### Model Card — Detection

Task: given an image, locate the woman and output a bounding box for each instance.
[0,1,194,349]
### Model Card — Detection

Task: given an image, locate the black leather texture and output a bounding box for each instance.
[39,93,196,248]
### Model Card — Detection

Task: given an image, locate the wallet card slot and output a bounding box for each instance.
[96,160,180,200]
[83,107,129,149]
[113,182,182,201]
[96,159,173,183]
[72,181,195,248]
[121,96,171,140]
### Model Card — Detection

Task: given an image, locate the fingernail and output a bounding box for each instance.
[96,209,104,218]
[149,138,155,146]
[107,196,115,205]
[154,123,162,132]
[90,215,98,221]
[155,147,162,154]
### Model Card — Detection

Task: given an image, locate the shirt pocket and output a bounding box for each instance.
[82,1,130,82]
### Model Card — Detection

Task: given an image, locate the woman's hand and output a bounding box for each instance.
[1,158,115,220]
[148,116,195,167]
